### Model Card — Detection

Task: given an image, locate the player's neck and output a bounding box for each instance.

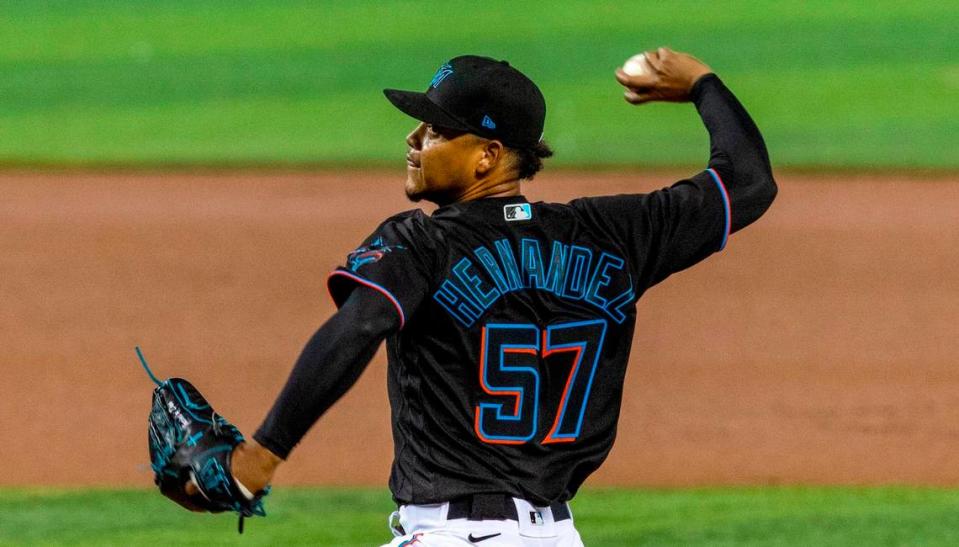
[451,178,523,204]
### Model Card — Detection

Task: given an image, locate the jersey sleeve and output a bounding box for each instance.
[570,169,730,291]
[327,213,434,329]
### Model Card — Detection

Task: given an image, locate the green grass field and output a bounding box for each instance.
[4,487,959,546]
[0,1,956,168]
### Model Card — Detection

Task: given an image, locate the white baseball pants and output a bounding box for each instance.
[381,498,585,547]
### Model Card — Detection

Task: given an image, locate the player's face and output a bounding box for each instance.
[405,122,483,205]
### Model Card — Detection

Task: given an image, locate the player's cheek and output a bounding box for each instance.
[419,150,441,190]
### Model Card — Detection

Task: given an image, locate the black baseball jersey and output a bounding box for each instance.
[250,74,774,507]
[328,170,733,506]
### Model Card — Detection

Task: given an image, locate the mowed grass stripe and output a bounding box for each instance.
[3,487,959,546]
[0,1,956,167]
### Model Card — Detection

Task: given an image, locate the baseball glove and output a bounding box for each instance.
[140,348,267,532]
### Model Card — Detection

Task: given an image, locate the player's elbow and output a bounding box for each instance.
[729,170,777,233]
[758,170,778,210]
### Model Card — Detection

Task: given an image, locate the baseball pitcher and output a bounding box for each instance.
[151,48,777,546]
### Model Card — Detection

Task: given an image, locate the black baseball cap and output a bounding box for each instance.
[384,55,546,149]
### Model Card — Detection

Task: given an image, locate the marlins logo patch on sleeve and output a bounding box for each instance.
[346,237,406,272]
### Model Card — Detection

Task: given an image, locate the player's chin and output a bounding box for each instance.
[404,169,426,202]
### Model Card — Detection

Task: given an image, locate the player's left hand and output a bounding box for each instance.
[183,440,280,498]
[615,47,713,104]
[147,377,269,519]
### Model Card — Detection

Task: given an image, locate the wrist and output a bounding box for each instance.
[251,429,293,461]
[690,73,719,103]
[245,439,283,472]
[232,440,282,493]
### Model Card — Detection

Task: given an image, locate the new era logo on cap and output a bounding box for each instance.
[504,203,532,221]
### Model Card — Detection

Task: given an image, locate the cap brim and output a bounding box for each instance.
[383,89,470,131]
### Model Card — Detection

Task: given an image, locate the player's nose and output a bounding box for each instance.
[406,122,425,150]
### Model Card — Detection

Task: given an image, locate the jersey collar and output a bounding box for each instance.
[432,195,530,217]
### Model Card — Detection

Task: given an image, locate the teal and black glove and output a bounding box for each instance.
[148,377,268,530]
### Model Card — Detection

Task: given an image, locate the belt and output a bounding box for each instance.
[446,494,571,522]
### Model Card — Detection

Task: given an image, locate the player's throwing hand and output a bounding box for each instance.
[615,47,713,104]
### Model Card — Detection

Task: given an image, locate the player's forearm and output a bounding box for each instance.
[253,289,397,460]
[692,74,777,232]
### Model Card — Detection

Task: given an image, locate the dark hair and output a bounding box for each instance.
[510,139,554,180]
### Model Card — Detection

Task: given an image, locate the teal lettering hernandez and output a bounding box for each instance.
[432,238,634,327]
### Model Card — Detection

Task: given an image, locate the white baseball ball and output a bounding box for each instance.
[622,53,651,77]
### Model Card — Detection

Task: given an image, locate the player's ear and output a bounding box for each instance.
[475,139,504,177]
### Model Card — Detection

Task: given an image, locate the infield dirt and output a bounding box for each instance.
[1,170,957,487]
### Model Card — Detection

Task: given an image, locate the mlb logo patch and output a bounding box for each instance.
[504,203,532,221]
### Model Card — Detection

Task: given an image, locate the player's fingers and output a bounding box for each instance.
[646,49,666,72]
[624,89,653,105]
[614,68,637,85]
[615,68,657,89]
[185,478,199,496]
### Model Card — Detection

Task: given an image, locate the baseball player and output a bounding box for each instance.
[226,48,777,545]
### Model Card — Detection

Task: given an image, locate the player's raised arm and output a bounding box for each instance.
[615,47,777,233]
[228,287,400,492]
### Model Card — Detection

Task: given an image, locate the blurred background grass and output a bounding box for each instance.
[1,0,956,168]
[6,487,959,546]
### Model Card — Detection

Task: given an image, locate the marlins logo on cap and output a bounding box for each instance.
[430,62,453,88]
